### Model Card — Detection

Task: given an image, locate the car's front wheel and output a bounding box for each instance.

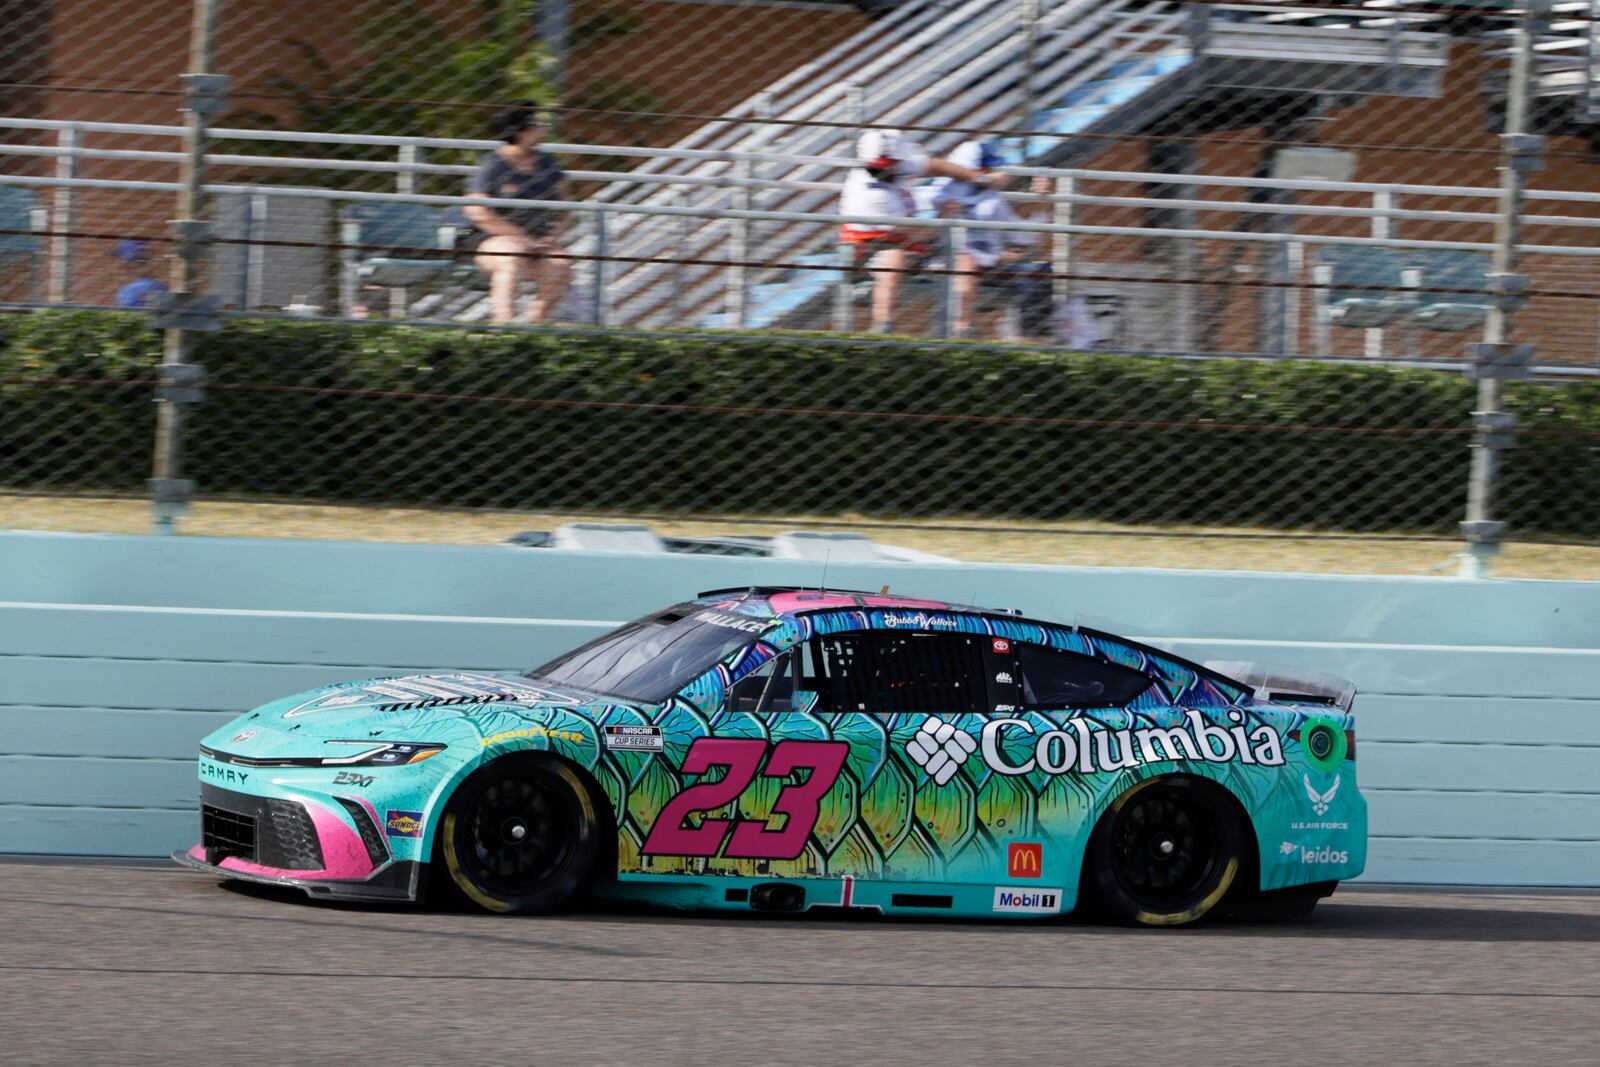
[1085,775,1246,927]
[436,754,602,915]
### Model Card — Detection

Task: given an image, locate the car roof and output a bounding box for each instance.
[693,586,1020,621]
[692,586,1252,699]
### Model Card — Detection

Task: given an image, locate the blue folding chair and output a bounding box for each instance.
[1409,249,1491,333]
[1313,245,1420,329]
[342,202,473,316]
[0,184,47,302]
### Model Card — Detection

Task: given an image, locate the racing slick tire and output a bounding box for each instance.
[434,754,603,915]
[1085,775,1246,928]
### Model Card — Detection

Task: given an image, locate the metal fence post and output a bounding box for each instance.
[833,239,853,333]
[833,83,864,333]
[1365,189,1391,358]
[1459,1,1545,578]
[392,142,418,317]
[1586,0,1600,123]
[672,188,688,322]
[592,207,609,326]
[1311,263,1332,356]
[728,92,774,330]
[940,225,961,339]
[150,0,226,535]
[1018,0,1039,154]
[1052,175,1073,311]
[46,126,77,303]
[244,191,267,308]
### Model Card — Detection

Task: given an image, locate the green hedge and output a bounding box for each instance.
[2,312,1597,536]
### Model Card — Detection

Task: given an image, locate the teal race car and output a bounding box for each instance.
[175,587,1365,926]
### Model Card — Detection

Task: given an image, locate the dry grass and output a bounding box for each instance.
[4,493,1598,580]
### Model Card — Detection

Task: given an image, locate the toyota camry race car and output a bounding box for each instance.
[175,588,1365,926]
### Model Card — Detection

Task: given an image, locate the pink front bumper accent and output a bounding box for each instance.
[190,800,379,881]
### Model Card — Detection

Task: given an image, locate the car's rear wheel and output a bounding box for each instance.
[436,754,602,915]
[1086,775,1246,927]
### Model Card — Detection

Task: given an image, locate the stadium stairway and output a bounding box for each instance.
[1483,0,1600,139]
[564,0,1449,333]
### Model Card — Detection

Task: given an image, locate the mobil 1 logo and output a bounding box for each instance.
[993,887,1062,915]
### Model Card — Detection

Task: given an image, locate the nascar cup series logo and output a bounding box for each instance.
[905,710,1285,781]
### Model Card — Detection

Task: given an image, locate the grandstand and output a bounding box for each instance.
[576,0,1464,333]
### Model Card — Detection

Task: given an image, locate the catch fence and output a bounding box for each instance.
[1,1,1597,575]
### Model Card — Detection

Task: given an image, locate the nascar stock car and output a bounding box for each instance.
[175,587,1365,926]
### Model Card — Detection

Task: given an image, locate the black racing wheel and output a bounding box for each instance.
[436,755,602,915]
[1086,776,1246,927]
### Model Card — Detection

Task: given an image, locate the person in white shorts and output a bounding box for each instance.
[838,129,1008,334]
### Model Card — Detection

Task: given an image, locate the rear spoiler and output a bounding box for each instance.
[1203,661,1357,714]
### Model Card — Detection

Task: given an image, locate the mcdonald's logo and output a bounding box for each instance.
[1007,842,1043,878]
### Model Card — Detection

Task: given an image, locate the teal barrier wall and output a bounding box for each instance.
[2,530,1596,885]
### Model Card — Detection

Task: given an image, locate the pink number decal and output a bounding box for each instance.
[640,738,766,856]
[724,740,850,860]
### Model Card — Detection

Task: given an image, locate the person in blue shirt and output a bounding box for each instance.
[112,239,168,309]
[915,142,1054,340]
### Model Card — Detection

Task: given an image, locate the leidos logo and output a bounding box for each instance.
[993,888,1062,914]
[1283,842,1350,865]
[1008,842,1043,879]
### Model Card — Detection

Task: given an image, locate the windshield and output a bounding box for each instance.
[528,607,769,703]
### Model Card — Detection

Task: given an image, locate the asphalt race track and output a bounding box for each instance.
[0,862,1595,1066]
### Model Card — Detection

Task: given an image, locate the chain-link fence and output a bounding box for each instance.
[2,1,1598,575]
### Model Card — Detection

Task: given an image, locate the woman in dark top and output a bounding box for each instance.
[463,101,572,323]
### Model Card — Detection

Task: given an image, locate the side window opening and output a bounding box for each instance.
[814,632,987,714]
[727,650,798,713]
[1018,643,1153,709]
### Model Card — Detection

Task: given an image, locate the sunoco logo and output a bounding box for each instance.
[993,888,1062,914]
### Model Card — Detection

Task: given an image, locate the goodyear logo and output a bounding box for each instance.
[481,725,586,747]
[384,810,424,838]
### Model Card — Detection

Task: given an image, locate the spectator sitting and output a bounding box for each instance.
[919,141,1054,340]
[112,239,168,310]
[838,129,1008,334]
[462,100,572,324]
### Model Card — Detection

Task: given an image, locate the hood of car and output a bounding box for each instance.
[202,671,629,759]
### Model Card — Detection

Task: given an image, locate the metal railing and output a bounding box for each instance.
[3,1,1596,578]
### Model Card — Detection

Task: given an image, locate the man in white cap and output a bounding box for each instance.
[838,129,1008,334]
[920,141,1054,339]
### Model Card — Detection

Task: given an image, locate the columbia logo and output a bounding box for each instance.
[905,716,977,785]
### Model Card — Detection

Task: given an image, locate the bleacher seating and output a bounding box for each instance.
[579,0,1449,331]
